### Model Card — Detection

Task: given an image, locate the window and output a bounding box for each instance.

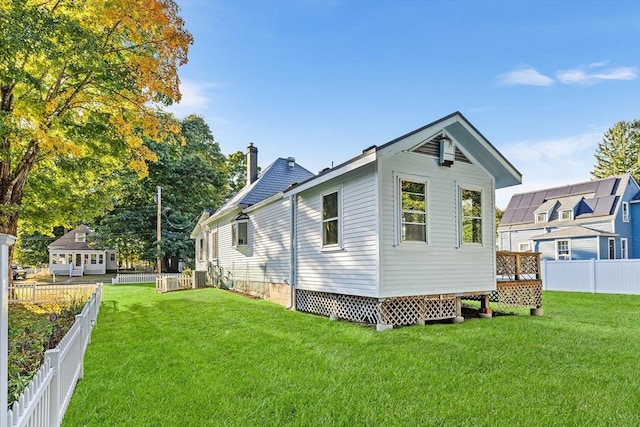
[322,191,340,247]
[608,237,616,259]
[75,232,86,243]
[461,188,482,244]
[210,231,219,259]
[198,238,204,261]
[232,217,248,247]
[400,180,427,242]
[99,254,104,264]
[52,253,58,264]
[110,253,116,262]
[556,240,570,260]
[621,238,628,259]
[519,242,531,252]
[622,202,630,222]
[535,213,547,223]
[90,254,97,264]
[560,210,572,221]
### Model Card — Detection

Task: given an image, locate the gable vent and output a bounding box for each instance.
[412,140,471,164]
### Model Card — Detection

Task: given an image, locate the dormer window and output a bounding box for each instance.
[535,213,547,223]
[560,210,573,221]
[75,232,86,243]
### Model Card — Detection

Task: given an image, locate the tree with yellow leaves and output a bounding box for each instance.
[0,0,192,238]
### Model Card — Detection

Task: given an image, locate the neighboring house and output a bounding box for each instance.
[498,174,640,260]
[48,225,118,275]
[192,112,522,329]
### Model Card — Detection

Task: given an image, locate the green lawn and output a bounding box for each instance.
[63,284,640,426]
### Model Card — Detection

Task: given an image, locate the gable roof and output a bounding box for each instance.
[202,157,314,225]
[48,224,94,250]
[286,111,521,195]
[500,174,634,229]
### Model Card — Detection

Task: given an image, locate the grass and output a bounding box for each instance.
[63,285,640,426]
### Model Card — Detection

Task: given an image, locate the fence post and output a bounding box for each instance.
[32,281,37,304]
[76,313,86,380]
[46,348,61,427]
[590,258,596,293]
[541,259,547,291]
[0,234,16,427]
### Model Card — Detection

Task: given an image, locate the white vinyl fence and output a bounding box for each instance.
[541,259,640,295]
[9,283,98,304]
[6,284,102,427]
[111,272,183,284]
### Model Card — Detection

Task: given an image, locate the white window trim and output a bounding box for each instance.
[535,212,547,223]
[459,185,484,247]
[560,210,573,221]
[321,187,342,250]
[556,239,571,260]
[75,232,86,243]
[519,242,531,252]
[198,237,205,262]
[621,238,628,259]
[608,237,616,259]
[232,218,249,248]
[622,202,630,222]
[396,174,429,246]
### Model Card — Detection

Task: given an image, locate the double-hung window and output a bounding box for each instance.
[621,238,628,259]
[461,188,482,244]
[232,215,248,247]
[622,202,630,222]
[322,190,340,247]
[210,231,219,259]
[556,240,570,260]
[400,179,427,243]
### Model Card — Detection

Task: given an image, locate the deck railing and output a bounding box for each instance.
[496,251,541,282]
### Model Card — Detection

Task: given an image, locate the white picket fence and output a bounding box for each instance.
[111,272,183,284]
[9,283,97,304]
[6,284,102,427]
[541,259,640,295]
[155,275,193,293]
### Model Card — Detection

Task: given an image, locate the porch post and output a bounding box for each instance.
[1,234,16,427]
[479,294,493,318]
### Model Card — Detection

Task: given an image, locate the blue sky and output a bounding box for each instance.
[170,0,640,208]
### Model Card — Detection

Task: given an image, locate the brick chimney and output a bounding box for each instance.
[247,143,258,186]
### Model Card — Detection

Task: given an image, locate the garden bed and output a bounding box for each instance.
[7,301,83,406]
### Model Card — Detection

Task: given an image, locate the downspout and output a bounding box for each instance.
[287,194,297,309]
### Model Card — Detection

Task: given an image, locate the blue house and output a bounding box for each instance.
[498,174,640,260]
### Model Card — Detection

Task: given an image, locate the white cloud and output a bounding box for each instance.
[498,67,555,86]
[557,66,638,85]
[165,79,222,118]
[496,132,602,208]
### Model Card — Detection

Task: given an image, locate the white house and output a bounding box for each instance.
[192,112,522,329]
[48,225,118,276]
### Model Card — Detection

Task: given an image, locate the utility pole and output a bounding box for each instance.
[156,186,162,276]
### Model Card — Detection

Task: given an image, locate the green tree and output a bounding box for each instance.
[0,0,192,241]
[592,119,640,181]
[94,115,227,271]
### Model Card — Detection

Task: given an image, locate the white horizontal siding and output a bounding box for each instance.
[380,151,496,296]
[296,165,378,297]
[206,200,291,285]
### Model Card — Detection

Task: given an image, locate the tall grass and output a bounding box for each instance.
[63,285,640,426]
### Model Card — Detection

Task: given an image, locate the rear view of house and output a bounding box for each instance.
[193,112,528,329]
[498,174,640,260]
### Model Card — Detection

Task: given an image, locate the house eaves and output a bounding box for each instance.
[285,111,521,195]
[530,226,617,240]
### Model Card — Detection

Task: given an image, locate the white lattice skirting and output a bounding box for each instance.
[296,290,459,326]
